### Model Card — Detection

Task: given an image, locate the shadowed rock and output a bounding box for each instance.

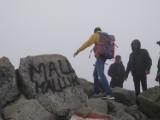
[0,57,20,110]
[137,86,160,119]
[2,95,56,120]
[112,87,136,106]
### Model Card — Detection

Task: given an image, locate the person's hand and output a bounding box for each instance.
[123,75,128,81]
[155,77,159,82]
[145,70,150,75]
[73,51,79,57]
[155,72,160,82]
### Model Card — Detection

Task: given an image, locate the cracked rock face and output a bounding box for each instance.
[19,54,88,114]
[2,95,56,120]
[0,57,20,110]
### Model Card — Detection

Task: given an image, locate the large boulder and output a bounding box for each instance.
[2,95,56,120]
[112,87,136,106]
[19,54,88,116]
[77,78,94,97]
[137,86,160,119]
[87,98,108,114]
[0,57,20,110]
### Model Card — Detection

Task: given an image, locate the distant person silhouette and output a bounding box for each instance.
[155,41,160,85]
[108,55,125,88]
[125,39,152,97]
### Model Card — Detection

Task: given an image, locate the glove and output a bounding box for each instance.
[73,51,79,57]
[155,72,160,82]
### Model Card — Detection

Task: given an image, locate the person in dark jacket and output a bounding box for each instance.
[155,41,160,85]
[125,39,152,97]
[155,59,160,85]
[108,55,125,88]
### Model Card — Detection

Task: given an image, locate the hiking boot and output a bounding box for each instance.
[100,92,107,97]
[92,92,101,97]
[102,94,115,100]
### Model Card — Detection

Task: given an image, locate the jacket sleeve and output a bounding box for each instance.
[108,64,114,77]
[77,33,99,52]
[125,54,131,78]
[144,49,152,71]
[157,57,160,73]
[121,64,126,78]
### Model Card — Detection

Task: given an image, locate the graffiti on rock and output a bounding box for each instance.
[29,59,80,94]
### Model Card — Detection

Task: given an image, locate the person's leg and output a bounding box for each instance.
[133,75,141,96]
[93,64,100,94]
[141,74,147,91]
[98,79,105,92]
[113,78,123,88]
[110,78,117,88]
[118,79,124,88]
[96,57,112,95]
[133,75,141,105]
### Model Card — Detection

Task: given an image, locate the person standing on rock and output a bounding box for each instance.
[125,39,152,97]
[155,41,160,85]
[73,27,114,99]
[108,55,125,88]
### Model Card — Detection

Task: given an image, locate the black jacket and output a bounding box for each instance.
[108,62,125,80]
[125,49,152,77]
[157,57,160,73]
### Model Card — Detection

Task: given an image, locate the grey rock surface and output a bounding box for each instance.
[0,57,20,109]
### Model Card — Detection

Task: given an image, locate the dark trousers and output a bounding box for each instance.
[133,74,147,96]
[133,74,147,106]
[110,78,124,88]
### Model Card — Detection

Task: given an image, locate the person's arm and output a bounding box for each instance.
[125,54,131,79]
[121,64,126,79]
[73,33,99,57]
[108,64,114,77]
[144,49,152,74]
[157,57,160,73]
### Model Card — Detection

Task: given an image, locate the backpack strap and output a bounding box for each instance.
[89,48,94,58]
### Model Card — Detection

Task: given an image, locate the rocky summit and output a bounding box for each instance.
[0,55,160,120]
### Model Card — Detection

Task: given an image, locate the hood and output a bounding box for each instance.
[131,39,141,52]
